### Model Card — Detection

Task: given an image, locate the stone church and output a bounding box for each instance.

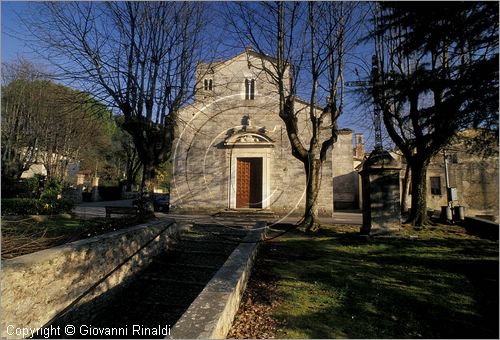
[170,49,361,216]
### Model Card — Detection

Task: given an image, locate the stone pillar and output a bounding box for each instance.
[75,174,85,203]
[360,150,402,235]
[91,176,100,202]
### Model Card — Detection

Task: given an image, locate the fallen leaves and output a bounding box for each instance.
[227,252,282,339]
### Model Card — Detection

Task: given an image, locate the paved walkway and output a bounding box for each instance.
[73,199,362,225]
[72,199,135,219]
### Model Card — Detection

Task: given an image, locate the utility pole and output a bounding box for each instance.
[443,150,450,194]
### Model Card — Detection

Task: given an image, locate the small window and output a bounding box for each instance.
[245,78,255,100]
[451,153,458,164]
[430,176,442,195]
[204,79,212,91]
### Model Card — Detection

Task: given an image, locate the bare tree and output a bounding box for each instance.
[228,2,361,231]
[23,2,211,205]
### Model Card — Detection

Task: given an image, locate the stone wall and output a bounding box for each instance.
[400,148,499,221]
[332,129,357,209]
[1,220,183,338]
[461,216,499,240]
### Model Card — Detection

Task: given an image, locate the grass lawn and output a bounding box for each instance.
[1,215,148,259]
[231,223,499,339]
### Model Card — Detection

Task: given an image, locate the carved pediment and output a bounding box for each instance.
[224,132,274,147]
[237,134,265,143]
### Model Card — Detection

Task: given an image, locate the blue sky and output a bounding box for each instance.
[1,2,33,61]
[1,1,380,151]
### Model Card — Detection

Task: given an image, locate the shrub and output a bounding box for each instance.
[40,178,63,200]
[24,174,45,198]
[1,198,74,216]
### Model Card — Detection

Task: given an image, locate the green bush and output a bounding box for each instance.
[1,198,74,216]
[40,178,63,200]
[24,174,45,198]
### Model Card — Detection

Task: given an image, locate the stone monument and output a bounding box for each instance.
[360,150,402,235]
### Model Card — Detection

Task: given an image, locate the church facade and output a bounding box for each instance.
[170,49,360,216]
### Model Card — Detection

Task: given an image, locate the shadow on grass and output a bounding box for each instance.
[262,225,499,339]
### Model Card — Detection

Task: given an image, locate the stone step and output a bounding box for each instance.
[177,237,240,245]
[140,276,207,287]
[190,225,250,234]
[180,235,247,244]
[140,300,188,309]
[167,262,220,270]
[213,209,277,216]
[185,230,248,238]
[171,248,233,256]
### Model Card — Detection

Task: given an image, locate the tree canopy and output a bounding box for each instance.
[1,61,115,183]
[371,2,498,225]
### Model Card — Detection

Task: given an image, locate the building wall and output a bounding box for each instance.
[171,51,334,216]
[400,149,499,221]
[332,129,357,209]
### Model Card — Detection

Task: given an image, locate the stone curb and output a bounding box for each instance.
[169,221,265,339]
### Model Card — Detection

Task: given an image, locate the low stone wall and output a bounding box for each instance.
[461,216,499,240]
[170,222,264,339]
[1,219,184,339]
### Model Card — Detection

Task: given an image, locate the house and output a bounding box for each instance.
[170,49,361,216]
[19,147,80,182]
[400,132,499,221]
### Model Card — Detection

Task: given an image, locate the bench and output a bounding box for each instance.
[105,206,138,218]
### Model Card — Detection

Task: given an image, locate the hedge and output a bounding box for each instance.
[1,198,74,216]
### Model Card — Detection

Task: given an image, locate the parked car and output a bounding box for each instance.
[153,194,170,213]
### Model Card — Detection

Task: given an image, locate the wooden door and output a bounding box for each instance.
[236,158,262,208]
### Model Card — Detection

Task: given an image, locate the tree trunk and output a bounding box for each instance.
[401,163,410,214]
[407,160,429,226]
[136,161,156,217]
[300,157,322,232]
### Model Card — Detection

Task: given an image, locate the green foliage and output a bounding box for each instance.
[1,63,117,182]
[24,175,43,196]
[132,196,155,220]
[1,198,74,216]
[40,178,63,200]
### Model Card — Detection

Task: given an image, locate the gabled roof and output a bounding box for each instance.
[197,48,325,111]
[198,47,278,73]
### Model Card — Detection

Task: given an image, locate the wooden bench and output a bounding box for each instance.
[105,206,138,218]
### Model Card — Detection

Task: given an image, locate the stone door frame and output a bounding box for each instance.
[228,147,271,209]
